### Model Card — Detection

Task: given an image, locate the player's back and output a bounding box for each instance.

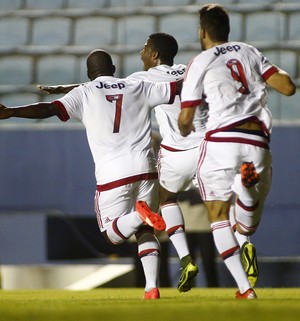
[129,64,206,150]
[189,42,273,131]
[58,75,174,184]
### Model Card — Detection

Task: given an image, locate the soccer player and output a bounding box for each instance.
[178,4,296,299]
[127,33,208,292]
[0,49,181,300]
[37,34,206,293]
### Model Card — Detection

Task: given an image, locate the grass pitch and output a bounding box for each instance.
[0,288,299,321]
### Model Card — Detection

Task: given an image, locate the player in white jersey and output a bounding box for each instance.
[128,33,208,292]
[37,33,210,293]
[0,49,181,300]
[178,4,296,299]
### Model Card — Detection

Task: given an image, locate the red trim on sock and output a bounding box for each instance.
[221,245,239,260]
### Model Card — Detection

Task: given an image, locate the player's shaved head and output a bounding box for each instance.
[87,49,116,80]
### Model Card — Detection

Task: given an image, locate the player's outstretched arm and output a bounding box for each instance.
[0,102,61,119]
[37,83,81,94]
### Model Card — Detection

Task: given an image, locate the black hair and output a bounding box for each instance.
[199,4,230,42]
[148,32,178,63]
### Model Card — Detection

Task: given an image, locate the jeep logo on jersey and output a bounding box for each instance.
[96,82,125,90]
[214,44,241,56]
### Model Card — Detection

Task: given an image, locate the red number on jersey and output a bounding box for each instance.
[106,94,123,133]
[226,59,250,95]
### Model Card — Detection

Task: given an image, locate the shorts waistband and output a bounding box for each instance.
[97,172,158,192]
[205,131,270,149]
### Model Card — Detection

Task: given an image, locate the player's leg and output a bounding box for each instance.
[207,199,253,295]
[136,178,161,299]
[95,182,162,245]
[232,147,272,287]
[160,187,198,292]
[135,226,161,299]
[158,147,199,292]
[229,204,258,287]
[198,141,256,298]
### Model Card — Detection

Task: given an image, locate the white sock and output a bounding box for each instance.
[138,233,160,291]
[161,203,190,259]
[211,220,251,293]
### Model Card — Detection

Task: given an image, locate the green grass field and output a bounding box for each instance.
[0,288,299,321]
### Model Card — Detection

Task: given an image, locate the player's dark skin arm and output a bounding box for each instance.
[37,84,81,95]
[38,79,183,95]
[175,79,183,95]
[0,102,60,119]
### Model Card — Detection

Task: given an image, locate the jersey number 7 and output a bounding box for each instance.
[106,94,123,133]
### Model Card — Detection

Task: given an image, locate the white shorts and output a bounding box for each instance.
[157,145,200,193]
[95,177,159,232]
[198,139,272,202]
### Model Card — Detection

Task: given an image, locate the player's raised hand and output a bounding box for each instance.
[37,84,60,94]
[37,83,81,94]
[0,104,13,119]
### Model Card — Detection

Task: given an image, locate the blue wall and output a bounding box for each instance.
[0,126,299,262]
[0,128,95,215]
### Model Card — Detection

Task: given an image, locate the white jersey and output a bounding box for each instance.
[54,76,176,185]
[181,42,278,135]
[129,64,207,150]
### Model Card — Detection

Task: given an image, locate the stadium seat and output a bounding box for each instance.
[117,16,156,45]
[0,18,29,46]
[262,50,280,66]
[267,90,281,120]
[288,13,300,41]
[151,0,191,5]
[195,0,234,4]
[267,88,300,122]
[31,17,71,46]
[175,51,199,66]
[237,0,275,3]
[109,0,149,7]
[281,0,300,2]
[229,13,243,41]
[245,12,284,42]
[0,57,33,85]
[123,53,143,77]
[25,0,66,9]
[0,93,40,108]
[279,50,297,79]
[67,0,107,9]
[0,0,22,10]
[74,17,115,46]
[279,91,300,121]
[160,14,198,44]
[36,55,77,84]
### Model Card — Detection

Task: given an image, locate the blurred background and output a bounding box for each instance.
[0,0,299,289]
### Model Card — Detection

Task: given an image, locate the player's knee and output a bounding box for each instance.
[103,228,124,245]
